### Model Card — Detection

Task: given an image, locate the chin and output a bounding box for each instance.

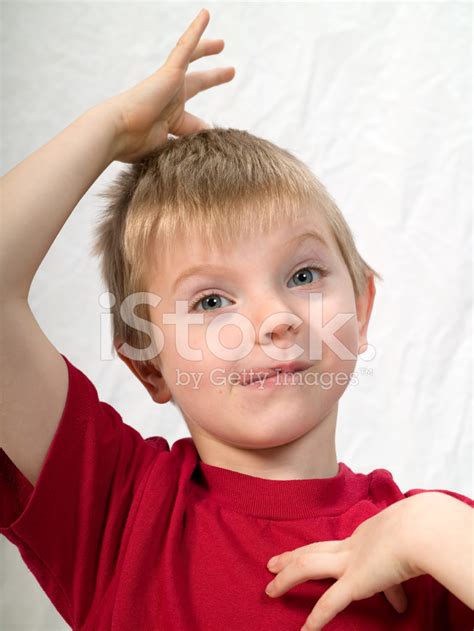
[217,418,313,451]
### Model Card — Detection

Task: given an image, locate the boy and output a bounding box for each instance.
[1,8,472,631]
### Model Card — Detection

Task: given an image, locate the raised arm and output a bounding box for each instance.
[1,106,119,301]
[0,8,235,485]
[0,106,119,485]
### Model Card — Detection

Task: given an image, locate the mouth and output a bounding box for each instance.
[239,361,313,386]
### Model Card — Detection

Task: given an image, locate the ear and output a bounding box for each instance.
[355,274,376,355]
[113,337,173,404]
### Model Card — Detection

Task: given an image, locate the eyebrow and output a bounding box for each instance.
[171,229,330,294]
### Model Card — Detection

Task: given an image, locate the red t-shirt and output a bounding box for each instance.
[1,354,473,630]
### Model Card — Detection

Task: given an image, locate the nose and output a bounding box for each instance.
[260,317,301,349]
[248,292,303,346]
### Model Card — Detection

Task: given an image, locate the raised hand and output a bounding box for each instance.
[102,8,235,163]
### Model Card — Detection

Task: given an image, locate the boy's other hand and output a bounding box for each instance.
[264,496,428,630]
[100,8,235,164]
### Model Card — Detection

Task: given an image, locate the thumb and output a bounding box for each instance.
[384,584,408,613]
[172,111,212,136]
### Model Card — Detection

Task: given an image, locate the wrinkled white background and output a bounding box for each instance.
[1,1,472,629]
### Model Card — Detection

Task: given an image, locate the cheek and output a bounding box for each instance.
[148,311,226,397]
[162,326,230,395]
[309,290,359,369]
[331,316,359,368]
[187,317,249,371]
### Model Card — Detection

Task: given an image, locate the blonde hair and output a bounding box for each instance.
[91,127,382,359]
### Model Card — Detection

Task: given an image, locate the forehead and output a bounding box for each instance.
[147,210,342,294]
[147,210,340,294]
[148,211,341,295]
[183,208,334,255]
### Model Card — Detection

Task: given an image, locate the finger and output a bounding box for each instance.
[185,67,236,100]
[267,540,343,573]
[189,38,225,63]
[265,552,343,598]
[383,584,408,613]
[170,110,212,137]
[301,577,353,631]
[165,8,211,70]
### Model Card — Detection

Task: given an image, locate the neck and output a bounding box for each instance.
[190,403,339,481]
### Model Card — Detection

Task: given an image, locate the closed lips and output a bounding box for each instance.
[239,361,312,385]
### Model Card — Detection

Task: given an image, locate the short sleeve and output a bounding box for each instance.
[0,354,169,629]
[404,487,474,629]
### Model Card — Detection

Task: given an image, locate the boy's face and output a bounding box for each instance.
[116,209,374,466]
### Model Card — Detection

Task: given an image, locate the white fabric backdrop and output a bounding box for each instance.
[1,1,472,629]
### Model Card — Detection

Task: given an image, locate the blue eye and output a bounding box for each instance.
[189,264,328,312]
[288,266,322,287]
[190,294,232,312]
